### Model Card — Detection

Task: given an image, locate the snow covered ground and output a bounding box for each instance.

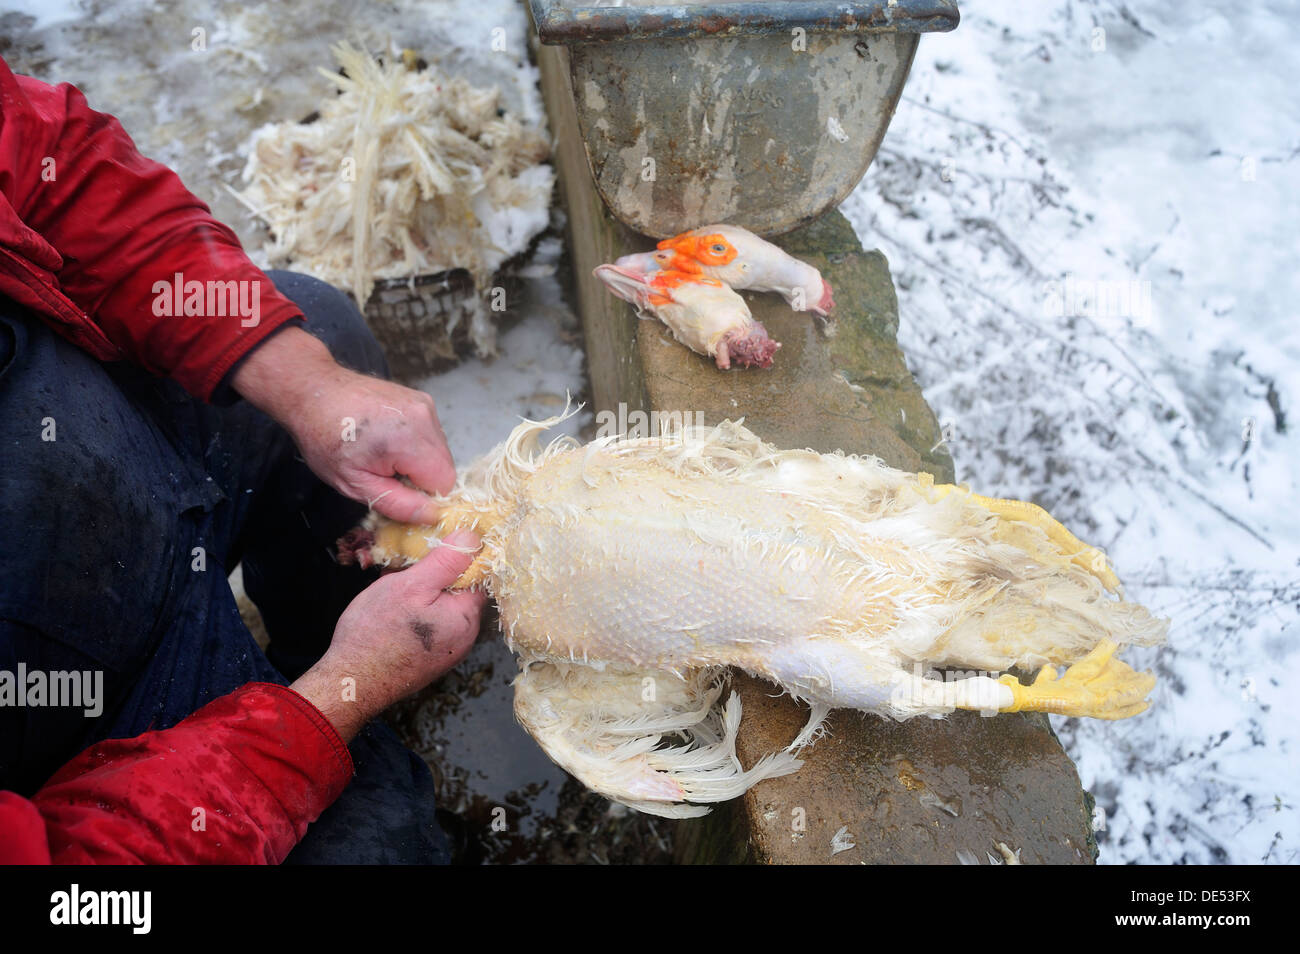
[841,0,1299,864]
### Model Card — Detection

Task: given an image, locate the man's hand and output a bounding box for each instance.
[290,530,487,742]
[232,327,455,524]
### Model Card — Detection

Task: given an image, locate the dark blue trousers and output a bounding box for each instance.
[0,271,449,864]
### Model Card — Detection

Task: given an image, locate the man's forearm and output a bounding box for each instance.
[289,664,373,744]
[18,684,353,864]
[230,326,344,424]
[230,317,455,523]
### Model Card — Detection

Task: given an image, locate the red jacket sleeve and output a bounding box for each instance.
[0,58,305,400]
[0,683,353,865]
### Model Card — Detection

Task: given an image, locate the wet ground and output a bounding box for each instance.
[385,625,674,865]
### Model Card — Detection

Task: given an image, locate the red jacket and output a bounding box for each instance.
[0,684,353,864]
[0,56,303,400]
[1,61,349,862]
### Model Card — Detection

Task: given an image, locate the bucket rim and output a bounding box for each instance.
[530,0,959,45]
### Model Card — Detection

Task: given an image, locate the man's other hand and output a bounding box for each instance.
[290,530,486,741]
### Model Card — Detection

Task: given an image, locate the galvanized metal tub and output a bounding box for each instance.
[529,0,959,237]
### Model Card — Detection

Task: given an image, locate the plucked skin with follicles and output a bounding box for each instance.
[339,411,1167,818]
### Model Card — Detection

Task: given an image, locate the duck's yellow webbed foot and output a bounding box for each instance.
[927,482,1120,592]
[997,639,1156,720]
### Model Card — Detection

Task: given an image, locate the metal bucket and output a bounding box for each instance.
[529,0,959,237]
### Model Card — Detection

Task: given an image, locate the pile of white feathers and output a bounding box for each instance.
[234,42,554,355]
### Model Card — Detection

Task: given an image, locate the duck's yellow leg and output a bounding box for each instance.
[449,558,489,591]
[927,481,1120,592]
[369,501,501,590]
[995,639,1156,720]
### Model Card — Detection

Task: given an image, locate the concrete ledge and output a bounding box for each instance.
[535,37,1096,865]
[675,682,1096,864]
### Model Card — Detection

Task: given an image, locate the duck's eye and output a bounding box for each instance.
[710,243,727,254]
